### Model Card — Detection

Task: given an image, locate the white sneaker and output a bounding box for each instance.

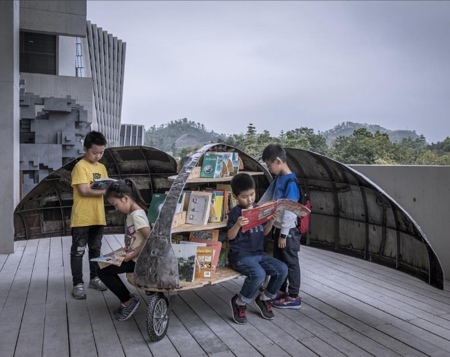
[72,283,86,299]
[89,277,107,291]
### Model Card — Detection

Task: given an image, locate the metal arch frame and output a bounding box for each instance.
[14,146,177,241]
[284,148,444,289]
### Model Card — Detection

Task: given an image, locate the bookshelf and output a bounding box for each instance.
[172,220,227,234]
[168,170,264,183]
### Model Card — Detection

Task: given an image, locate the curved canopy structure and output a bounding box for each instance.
[13,145,443,289]
[14,146,178,240]
[286,148,443,289]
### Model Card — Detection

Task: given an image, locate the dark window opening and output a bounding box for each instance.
[20,32,57,75]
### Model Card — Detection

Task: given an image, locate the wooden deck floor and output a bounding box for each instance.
[1,235,450,357]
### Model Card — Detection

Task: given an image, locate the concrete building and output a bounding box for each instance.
[0,0,126,253]
[120,124,145,146]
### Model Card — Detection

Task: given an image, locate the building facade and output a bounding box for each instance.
[0,0,126,252]
[120,124,145,146]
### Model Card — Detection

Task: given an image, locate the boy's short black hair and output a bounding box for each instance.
[83,131,107,149]
[262,143,287,163]
[230,173,255,196]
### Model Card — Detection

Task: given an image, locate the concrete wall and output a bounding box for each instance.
[21,73,94,118]
[351,165,450,288]
[59,35,76,76]
[0,0,20,254]
[20,0,86,37]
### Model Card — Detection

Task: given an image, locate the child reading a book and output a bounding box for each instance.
[261,143,302,309]
[227,173,288,324]
[97,179,151,321]
[70,130,109,300]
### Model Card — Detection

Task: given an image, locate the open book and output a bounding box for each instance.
[91,178,117,190]
[241,199,310,233]
[90,247,126,269]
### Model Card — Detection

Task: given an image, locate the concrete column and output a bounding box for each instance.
[0,0,20,253]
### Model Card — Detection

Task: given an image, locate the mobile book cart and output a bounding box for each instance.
[131,143,271,341]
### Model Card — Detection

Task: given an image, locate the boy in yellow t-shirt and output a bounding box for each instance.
[70,131,109,299]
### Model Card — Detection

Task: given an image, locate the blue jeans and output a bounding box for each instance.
[230,254,288,304]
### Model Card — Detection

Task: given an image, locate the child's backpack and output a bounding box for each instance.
[285,178,311,235]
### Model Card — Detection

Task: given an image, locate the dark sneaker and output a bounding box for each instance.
[89,277,107,291]
[116,295,140,321]
[253,297,274,320]
[72,283,86,300]
[230,294,247,324]
[272,295,302,309]
[272,291,286,301]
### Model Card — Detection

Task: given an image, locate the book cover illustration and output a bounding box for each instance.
[172,243,197,283]
[195,246,214,279]
[189,237,222,272]
[148,193,167,223]
[90,247,126,269]
[208,191,224,223]
[189,229,219,241]
[241,199,310,233]
[186,191,212,225]
[200,154,223,178]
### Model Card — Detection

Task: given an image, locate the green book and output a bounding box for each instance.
[147,193,167,223]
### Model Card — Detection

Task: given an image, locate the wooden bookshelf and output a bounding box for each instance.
[127,266,240,292]
[171,220,227,233]
[168,170,264,183]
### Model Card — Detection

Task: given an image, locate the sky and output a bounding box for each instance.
[87,1,450,143]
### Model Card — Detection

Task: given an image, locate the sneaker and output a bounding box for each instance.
[253,296,274,320]
[272,295,302,309]
[272,291,286,301]
[89,277,107,291]
[116,295,141,321]
[72,283,86,300]
[230,294,247,324]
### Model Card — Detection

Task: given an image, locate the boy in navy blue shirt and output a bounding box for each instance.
[261,143,302,309]
[227,173,288,324]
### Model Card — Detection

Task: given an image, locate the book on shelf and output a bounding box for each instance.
[205,151,240,176]
[208,190,224,223]
[176,192,186,214]
[241,198,311,233]
[189,229,219,241]
[91,178,117,190]
[195,245,214,279]
[218,239,230,267]
[148,193,167,223]
[172,243,197,283]
[200,154,223,178]
[216,184,237,211]
[90,247,126,269]
[186,191,212,225]
[189,237,222,273]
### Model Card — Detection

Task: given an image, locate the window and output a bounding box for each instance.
[20,32,56,75]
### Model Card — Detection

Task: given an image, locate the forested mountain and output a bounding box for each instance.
[143,119,450,165]
[321,121,420,144]
[144,118,225,154]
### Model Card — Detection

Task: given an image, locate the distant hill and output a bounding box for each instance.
[321,121,421,144]
[144,118,225,154]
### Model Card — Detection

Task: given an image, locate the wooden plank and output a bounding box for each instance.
[301,248,450,355]
[61,235,99,357]
[15,238,50,357]
[212,278,338,356]
[302,279,427,357]
[43,237,70,357]
[0,239,38,357]
[303,251,450,336]
[195,285,319,357]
